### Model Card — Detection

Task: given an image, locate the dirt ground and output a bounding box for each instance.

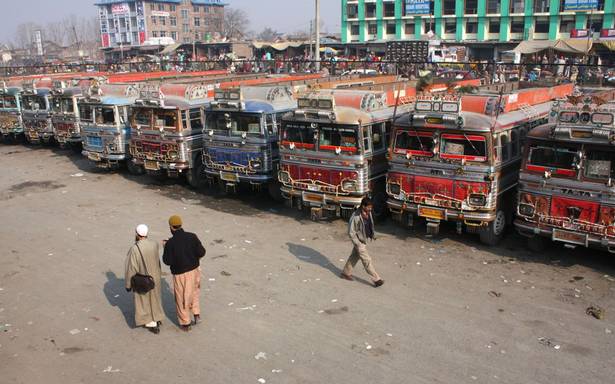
[1,144,614,384]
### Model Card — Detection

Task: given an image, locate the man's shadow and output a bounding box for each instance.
[286,243,372,286]
[103,270,179,328]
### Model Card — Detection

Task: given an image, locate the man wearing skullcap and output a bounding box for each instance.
[163,215,206,331]
[125,224,164,334]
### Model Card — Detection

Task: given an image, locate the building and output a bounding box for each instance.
[341,0,614,54]
[95,0,226,49]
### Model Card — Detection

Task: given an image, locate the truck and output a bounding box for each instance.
[0,82,23,142]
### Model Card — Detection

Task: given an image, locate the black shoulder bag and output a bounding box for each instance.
[130,244,155,294]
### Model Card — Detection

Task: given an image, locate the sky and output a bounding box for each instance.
[0,0,341,44]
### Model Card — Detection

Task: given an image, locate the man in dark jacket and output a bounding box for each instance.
[163,215,206,331]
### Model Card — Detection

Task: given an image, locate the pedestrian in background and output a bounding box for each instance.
[163,215,206,332]
[340,197,384,288]
[125,224,164,334]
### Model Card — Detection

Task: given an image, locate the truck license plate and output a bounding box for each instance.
[88,153,101,161]
[144,160,159,171]
[552,229,587,246]
[220,172,238,182]
[418,206,445,220]
[308,184,320,192]
[303,192,323,204]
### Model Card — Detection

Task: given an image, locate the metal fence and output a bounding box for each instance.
[0,59,611,87]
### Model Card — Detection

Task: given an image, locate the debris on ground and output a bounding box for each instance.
[538,337,561,350]
[257,378,266,384]
[254,352,267,360]
[69,329,81,335]
[586,305,605,320]
[220,271,232,277]
[102,366,120,373]
[70,173,84,177]
[488,291,502,298]
[271,369,282,373]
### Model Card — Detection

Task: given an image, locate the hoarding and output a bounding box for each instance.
[111,3,130,14]
[151,11,170,17]
[405,0,431,15]
[563,0,598,11]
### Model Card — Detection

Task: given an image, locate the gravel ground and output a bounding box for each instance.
[1,144,614,384]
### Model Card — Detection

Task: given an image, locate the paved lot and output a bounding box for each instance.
[1,144,614,384]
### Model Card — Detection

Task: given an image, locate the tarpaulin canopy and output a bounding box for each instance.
[160,43,182,55]
[599,40,615,51]
[252,41,307,51]
[511,39,592,54]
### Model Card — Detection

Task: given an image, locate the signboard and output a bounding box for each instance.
[151,10,170,17]
[405,0,431,15]
[570,28,590,38]
[563,0,598,11]
[34,30,43,56]
[111,3,130,14]
[601,28,615,38]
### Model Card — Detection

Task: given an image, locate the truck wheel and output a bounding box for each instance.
[371,191,389,222]
[479,210,506,246]
[527,236,547,253]
[341,208,353,220]
[186,158,205,189]
[126,159,145,175]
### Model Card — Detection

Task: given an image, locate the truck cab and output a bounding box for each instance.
[21,80,53,144]
[0,83,23,142]
[50,79,91,149]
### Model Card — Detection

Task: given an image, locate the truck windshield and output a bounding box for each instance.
[22,95,47,111]
[440,133,487,162]
[584,149,615,180]
[394,130,434,157]
[319,126,358,153]
[52,98,74,113]
[1,96,17,109]
[79,104,94,123]
[207,112,262,137]
[132,107,152,127]
[527,144,578,177]
[95,106,116,125]
[281,122,316,149]
[154,109,178,130]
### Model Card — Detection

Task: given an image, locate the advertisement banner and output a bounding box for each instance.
[102,34,110,48]
[111,3,130,14]
[563,0,598,11]
[601,28,615,38]
[405,0,431,15]
[151,11,170,17]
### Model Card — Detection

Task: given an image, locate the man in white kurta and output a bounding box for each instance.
[125,224,164,334]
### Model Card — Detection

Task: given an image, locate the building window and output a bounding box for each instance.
[444,19,456,34]
[152,31,159,38]
[589,17,603,32]
[150,4,155,11]
[534,0,550,13]
[346,4,358,18]
[350,24,360,35]
[510,0,524,13]
[205,5,211,13]
[365,2,376,17]
[443,0,456,15]
[383,2,395,17]
[560,18,574,33]
[158,4,164,11]
[510,19,524,33]
[466,21,478,34]
[160,31,167,37]
[151,16,157,25]
[183,23,189,33]
[171,31,177,41]
[170,5,176,11]
[489,20,500,33]
[193,6,200,13]
[487,0,500,13]
[368,23,377,35]
[170,16,177,26]
[405,23,415,35]
[386,23,396,35]
[159,16,166,26]
[465,0,478,14]
[194,17,200,27]
[535,19,549,33]
[181,9,189,19]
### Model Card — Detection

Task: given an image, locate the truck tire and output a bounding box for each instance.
[126,159,145,175]
[371,191,389,222]
[479,210,506,246]
[186,157,205,189]
[267,181,283,202]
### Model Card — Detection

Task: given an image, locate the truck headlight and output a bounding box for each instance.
[341,180,358,192]
[388,182,401,196]
[518,203,535,218]
[167,150,179,160]
[250,159,262,169]
[278,170,290,184]
[468,193,486,206]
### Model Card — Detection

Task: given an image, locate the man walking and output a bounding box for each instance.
[163,215,206,332]
[125,224,164,334]
[340,197,384,287]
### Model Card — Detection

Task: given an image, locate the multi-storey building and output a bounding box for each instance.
[95,0,226,48]
[341,0,614,44]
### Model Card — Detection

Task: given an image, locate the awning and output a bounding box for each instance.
[598,40,615,51]
[512,39,592,54]
[160,43,182,55]
[252,41,307,51]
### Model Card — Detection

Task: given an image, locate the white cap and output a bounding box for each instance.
[136,224,149,237]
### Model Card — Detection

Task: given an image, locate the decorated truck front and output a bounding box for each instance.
[202,86,295,195]
[21,80,53,144]
[50,79,92,148]
[515,96,615,252]
[278,90,412,219]
[129,83,210,184]
[386,82,573,244]
[80,83,138,170]
[0,83,23,141]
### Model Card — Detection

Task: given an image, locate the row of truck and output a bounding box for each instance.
[2,69,615,253]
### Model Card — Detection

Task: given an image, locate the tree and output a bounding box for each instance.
[14,22,41,50]
[223,8,249,41]
[256,27,281,42]
[45,21,67,46]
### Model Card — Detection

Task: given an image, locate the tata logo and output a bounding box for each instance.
[560,188,593,197]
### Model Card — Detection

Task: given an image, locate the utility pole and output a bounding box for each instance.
[315,0,320,71]
[309,20,313,62]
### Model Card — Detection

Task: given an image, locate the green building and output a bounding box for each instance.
[341,0,613,56]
